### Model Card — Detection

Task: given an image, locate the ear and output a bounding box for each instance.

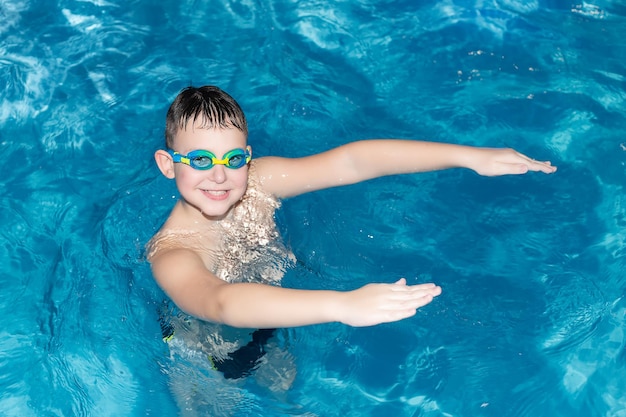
[155,150,176,179]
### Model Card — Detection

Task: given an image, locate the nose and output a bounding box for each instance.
[209,164,226,184]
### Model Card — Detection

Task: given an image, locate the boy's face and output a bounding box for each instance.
[169,121,249,219]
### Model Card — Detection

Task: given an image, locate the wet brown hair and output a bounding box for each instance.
[165,86,248,149]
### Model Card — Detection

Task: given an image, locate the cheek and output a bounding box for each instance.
[233,169,249,190]
[174,167,200,187]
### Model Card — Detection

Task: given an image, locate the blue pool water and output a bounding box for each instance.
[1,0,625,416]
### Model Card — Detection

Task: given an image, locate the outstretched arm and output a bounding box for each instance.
[151,249,441,328]
[255,140,556,198]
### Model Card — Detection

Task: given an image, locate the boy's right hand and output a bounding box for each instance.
[338,279,442,327]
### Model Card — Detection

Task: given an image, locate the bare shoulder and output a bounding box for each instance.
[146,209,227,319]
[251,156,287,181]
[149,241,207,279]
[147,222,220,279]
[149,244,228,320]
[252,152,345,198]
[148,230,223,288]
[251,156,288,196]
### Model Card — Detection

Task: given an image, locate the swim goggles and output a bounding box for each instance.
[167,146,252,170]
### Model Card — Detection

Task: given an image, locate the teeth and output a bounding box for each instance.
[205,190,226,196]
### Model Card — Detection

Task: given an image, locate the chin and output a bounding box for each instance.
[200,200,240,220]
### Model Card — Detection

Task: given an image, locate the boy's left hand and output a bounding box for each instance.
[471,148,557,177]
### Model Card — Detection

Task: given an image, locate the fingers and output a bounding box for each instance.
[385,282,442,310]
[515,151,557,174]
[494,159,556,176]
[387,284,442,313]
[522,157,556,173]
[390,281,441,294]
[377,294,437,324]
[399,286,441,305]
[530,160,557,174]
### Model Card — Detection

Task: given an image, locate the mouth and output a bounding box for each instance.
[201,189,230,201]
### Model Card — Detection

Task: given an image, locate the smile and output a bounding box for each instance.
[202,189,230,200]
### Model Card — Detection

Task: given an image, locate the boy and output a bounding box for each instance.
[147,85,556,331]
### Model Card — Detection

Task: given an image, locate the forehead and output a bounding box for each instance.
[174,122,247,152]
